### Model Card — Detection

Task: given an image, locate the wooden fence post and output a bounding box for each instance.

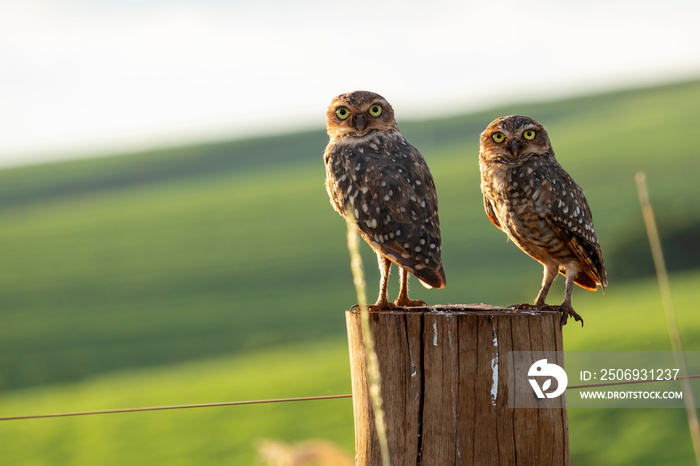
[346,305,569,466]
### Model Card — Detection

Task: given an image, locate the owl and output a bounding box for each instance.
[479,115,606,325]
[324,91,446,310]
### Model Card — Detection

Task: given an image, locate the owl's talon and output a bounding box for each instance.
[559,305,584,327]
[394,298,427,308]
[369,301,398,312]
[350,302,399,311]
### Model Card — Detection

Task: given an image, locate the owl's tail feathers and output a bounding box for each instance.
[599,276,607,295]
[417,264,446,290]
[574,270,606,292]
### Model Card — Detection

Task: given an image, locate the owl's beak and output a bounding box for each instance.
[353,114,367,132]
[510,140,520,157]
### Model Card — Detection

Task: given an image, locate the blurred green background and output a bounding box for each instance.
[1,79,700,465]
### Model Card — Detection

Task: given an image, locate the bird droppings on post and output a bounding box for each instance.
[491,325,499,407]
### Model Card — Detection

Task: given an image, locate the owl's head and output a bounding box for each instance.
[326,91,398,139]
[479,115,552,164]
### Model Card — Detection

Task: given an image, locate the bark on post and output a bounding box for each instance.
[346,305,569,466]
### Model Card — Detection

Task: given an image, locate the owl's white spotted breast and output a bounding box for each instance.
[482,159,579,263]
[324,129,444,287]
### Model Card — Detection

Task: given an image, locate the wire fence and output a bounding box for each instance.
[2,373,699,423]
[0,394,353,422]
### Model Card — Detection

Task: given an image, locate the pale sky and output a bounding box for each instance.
[1,0,700,168]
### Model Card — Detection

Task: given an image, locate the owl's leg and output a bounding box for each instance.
[394,267,427,308]
[511,261,558,311]
[534,262,558,307]
[559,267,584,327]
[370,254,397,311]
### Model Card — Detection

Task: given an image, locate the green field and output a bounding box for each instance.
[1,79,700,464]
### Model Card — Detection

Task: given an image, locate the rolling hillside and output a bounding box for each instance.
[1,79,700,391]
[1,78,700,464]
[1,271,700,465]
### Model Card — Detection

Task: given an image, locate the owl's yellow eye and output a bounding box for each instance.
[523,130,536,140]
[336,107,351,120]
[492,132,505,143]
[368,104,383,117]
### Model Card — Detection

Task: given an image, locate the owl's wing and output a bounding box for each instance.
[324,137,445,289]
[483,196,502,230]
[544,166,607,290]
